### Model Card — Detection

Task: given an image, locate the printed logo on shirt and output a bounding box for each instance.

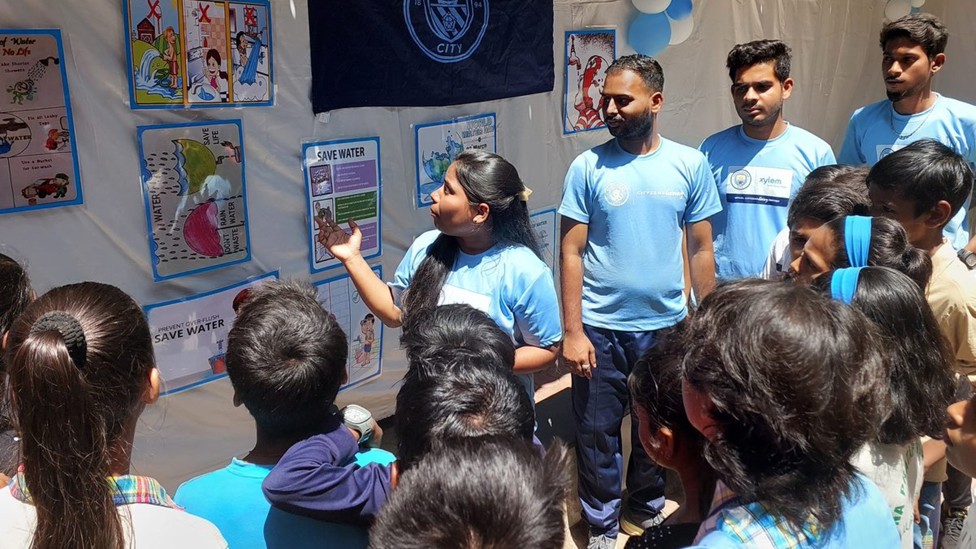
[876,144,904,163]
[725,166,793,207]
[604,181,630,207]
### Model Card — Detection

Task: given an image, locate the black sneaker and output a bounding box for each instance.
[619,508,666,537]
[940,507,968,549]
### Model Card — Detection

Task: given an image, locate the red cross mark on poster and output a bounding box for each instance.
[147,0,161,20]
[244,7,257,27]
[198,4,211,23]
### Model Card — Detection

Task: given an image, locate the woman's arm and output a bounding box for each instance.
[514,345,558,374]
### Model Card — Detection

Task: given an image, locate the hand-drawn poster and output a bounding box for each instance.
[138,119,250,281]
[564,30,615,134]
[530,208,558,271]
[123,0,274,109]
[314,267,384,391]
[414,113,496,208]
[303,137,382,273]
[146,271,277,395]
[0,29,83,214]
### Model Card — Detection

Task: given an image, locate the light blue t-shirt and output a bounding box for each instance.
[701,124,835,279]
[174,449,395,549]
[838,95,976,250]
[558,137,722,331]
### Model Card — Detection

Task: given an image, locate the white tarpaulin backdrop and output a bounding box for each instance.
[1,0,974,489]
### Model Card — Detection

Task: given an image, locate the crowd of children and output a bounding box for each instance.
[1,11,976,549]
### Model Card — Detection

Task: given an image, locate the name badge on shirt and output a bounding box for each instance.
[439,284,492,313]
[876,144,904,163]
[726,166,793,207]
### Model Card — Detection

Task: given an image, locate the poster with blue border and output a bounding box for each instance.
[146,271,278,395]
[314,266,384,391]
[137,119,251,281]
[530,208,558,272]
[0,29,83,215]
[123,0,274,109]
[414,113,496,208]
[564,29,615,135]
[303,137,382,274]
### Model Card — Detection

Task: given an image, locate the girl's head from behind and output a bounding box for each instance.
[814,267,955,445]
[682,279,889,534]
[0,252,32,431]
[789,215,930,288]
[4,282,158,549]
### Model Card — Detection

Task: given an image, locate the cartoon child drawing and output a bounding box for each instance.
[573,55,609,131]
[205,49,228,101]
[162,27,180,90]
[355,313,376,366]
[44,128,59,151]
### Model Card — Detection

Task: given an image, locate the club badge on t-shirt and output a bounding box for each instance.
[726,166,793,207]
[876,143,905,163]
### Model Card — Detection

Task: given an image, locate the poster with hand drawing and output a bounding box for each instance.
[229,2,271,103]
[564,29,614,134]
[137,119,250,281]
[414,113,495,208]
[0,29,83,214]
[314,267,384,391]
[183,0,230,104]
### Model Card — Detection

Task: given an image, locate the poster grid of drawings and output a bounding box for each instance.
[314,267,384,391]
[530,208,558,272]
[138,119,250,281]
[414,113,495,208]
[564,29,615,135]
[146,271,278,395]
[303,137,382,273]
[123,0,273,109]
[0,29,82,214]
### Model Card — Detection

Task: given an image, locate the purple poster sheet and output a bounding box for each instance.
[302,136,382,273]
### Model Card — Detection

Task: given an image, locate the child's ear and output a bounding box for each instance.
[144,367,161,405]
[656,426,676,461]
[924,200,954,229]
[472,203,490,224]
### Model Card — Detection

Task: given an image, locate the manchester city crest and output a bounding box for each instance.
[404,0,490,63]
[730,169,752,190]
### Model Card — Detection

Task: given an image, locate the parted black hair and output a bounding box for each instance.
[369,437,570,549]
[825,215,932,290]
[399,304,514,376]
[880,13,948,58]
[813,267,954,444]
[0,253,31,435]
[726,39,792,83]
[629,325,695,437]
[226,280,347,438]
[682,280,890,535]
[787,165,871,229]
[868,139,974,220]
[395,364,534,472]
[606,53,665,93]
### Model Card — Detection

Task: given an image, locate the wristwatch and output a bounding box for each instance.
[959,249,976,271]
[341,404,373,444]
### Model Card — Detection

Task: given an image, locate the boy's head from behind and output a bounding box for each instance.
[787,165,870,262]
[227,280,347,439]
[867,139,973,246]
[400,304,515,376]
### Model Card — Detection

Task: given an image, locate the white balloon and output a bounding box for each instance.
[910,0,926,7]
[668,15,694,45]
[884,0,912,19]
[632,0,672,14]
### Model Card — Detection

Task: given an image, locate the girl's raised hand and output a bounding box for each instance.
[315,216,362,262]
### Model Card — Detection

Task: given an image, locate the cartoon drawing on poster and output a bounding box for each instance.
[530,208,558,271]
[314,267,384,390]
[564,30,614,134]
[0,29,83,214]
[303,137,382,273]
[123,0,184,107]
[138,119,251,281]
[183,0,230,103]
[229,2,271,102]
[145,272,277,395]
[414,113,495,208]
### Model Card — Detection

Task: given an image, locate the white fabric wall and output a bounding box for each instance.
[1,0,973,489]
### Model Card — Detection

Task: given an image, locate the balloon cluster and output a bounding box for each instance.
[884,0,925,19]
[628,0,694,57]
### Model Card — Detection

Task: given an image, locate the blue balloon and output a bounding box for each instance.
[629,13,672,57]
[666,0,693,20]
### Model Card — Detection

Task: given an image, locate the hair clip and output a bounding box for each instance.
[29,311,87,369]
[516,187,533,202]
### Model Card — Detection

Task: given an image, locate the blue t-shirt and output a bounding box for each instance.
[701,124,835,279]
[175,449,395,549]
[558,137,722,331]
[838,95,976,250]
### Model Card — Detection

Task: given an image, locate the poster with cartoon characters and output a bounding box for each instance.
[0,29,82,215]
[564,30,614,134]
[414,113,495,208]
[303,137,382,273]
[137,119,251,281]
[313,267,383,391]
[530,208,558,272]
[123,0,273,109]
[145,271,277,395]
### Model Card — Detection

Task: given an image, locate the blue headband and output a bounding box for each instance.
[844,216,873,268]
[830,267,864,305]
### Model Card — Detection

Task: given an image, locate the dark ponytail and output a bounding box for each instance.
[5,282,154,549]
[827,216,932,290]
[403,150,541,322]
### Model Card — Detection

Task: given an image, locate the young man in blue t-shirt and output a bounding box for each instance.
[559,54,721,549]
[838,13,976,256]
[700,39,835,280]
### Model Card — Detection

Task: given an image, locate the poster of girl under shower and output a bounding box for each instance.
[123,0,273,109]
